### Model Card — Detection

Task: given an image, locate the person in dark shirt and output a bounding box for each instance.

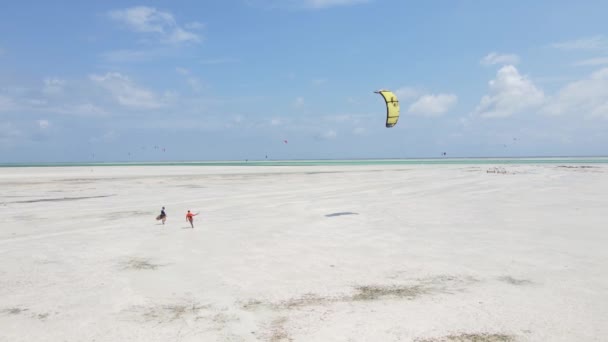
[157,206,167,225]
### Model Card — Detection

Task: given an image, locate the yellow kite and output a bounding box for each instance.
[375,90,400,128]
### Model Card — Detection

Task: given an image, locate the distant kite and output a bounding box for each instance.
[374,89,400,128]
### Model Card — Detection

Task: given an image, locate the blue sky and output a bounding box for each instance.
[1,0,608,162]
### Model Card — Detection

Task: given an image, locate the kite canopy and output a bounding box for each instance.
[375,90,400,128]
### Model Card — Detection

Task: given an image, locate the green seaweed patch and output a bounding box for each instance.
[268,317,293,342]
[416,332,516,342]
[498,276,533,286]
[121,257,165,270]
[139,302,210,324]
[352,284,428,301]
[2,307,28,315]
[243,275,478,311]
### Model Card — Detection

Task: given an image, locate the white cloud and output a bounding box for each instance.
[323,114,356,123]
[473,65,544,118]
[574,57,608,66]
[37,119,50,129]
[176,67,190,75]
[270,118,282,126]
[353,127,366,135]
[233,115,244,124]
[408,94,458,117]
[27,99,47,107]
[90,130,119,143]
[101,49,162,63]
[304,0,368,8]
[56,103,108,117]
[200,58,238,65]
[394,87,421,100]
[318,129,337,140]
[224,115,246,128]
[346,97,358,105]
[294,96,305,107]
[187,78,203,92]
[175,68,204,92]
[185,21,205,30]
[542,68,608,119]
[551,35,608,50]
[480,52,520,66]
[168,27,201,44]
[103,130,118,142]
[0,122,20,136]
[380,87,458,117]
[324,130,337,139]
[90,72,162,109]
[312,78,327,85]
[1,86,109,117]
[43,78,66,95]
[109,6,201,43]
[0,122,22,146]
[0,95,18,112]
[109,6,172,33]
[247,0,368,10]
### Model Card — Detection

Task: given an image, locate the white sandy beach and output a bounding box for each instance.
[1,164,607,342]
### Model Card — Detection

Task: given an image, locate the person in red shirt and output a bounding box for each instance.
[186,210,198,228]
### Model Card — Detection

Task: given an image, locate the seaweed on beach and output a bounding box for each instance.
[2,307,28,315]
[2,307,52,321]
[36,312,50,320]
[416,332,516,342]
[121,257,164,270]
[268,317,293,342]
[243,275,478,311]
[352,284,428,301]
[243,294,332,310]
[279,293,332,309]
[148,304,202,322]
[498,276,533,286]
[137,302,210,324]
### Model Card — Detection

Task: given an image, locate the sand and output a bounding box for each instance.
[0,164,607,341]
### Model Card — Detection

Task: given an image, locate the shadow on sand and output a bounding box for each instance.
[325,212,359,217]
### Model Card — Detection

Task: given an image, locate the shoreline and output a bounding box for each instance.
[2,156,608,168]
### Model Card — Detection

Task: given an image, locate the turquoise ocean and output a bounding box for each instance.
[1,157,608,168]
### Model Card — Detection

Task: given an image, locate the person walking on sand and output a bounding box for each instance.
[186,210,198,228]
[156,206,167,225]
[159,206,167,225]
